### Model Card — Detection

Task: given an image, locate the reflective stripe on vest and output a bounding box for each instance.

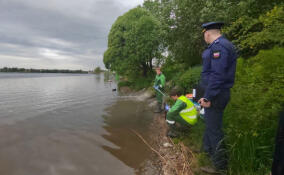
[180,106,195,113]
[178,96,198,125]
[166,120,175,125]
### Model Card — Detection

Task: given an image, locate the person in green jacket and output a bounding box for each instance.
[153,67,166,113]
[165,89,198,138]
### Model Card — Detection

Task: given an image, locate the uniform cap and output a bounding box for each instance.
[202,22,224,32]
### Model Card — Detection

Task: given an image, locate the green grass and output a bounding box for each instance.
[223,48,284,175]
[181,119,205,152]
[176,119,214,174]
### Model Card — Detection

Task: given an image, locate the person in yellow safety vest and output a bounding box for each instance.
[166,89,198,138]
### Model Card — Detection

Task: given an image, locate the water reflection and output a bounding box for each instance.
[102,100,159,174]
[0,73,158,175]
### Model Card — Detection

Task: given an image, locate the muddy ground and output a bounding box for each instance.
[149,111,195,175]
[129,89,196,175]
[118,87,199,175]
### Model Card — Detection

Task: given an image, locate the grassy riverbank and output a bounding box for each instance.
[118,47,284,175]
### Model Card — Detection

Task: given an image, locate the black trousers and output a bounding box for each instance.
[203,89,230,170]
[272,110,284,175]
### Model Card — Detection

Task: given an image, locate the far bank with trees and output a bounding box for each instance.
[0,67,88,74]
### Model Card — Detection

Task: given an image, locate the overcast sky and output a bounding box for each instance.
[0,0,144,70]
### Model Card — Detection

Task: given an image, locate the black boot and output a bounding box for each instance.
[167,130,179,138]
[212,141,228,173]
[166,124,179,138]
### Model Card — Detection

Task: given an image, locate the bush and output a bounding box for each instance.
[131,76,154,90]
[117,81,132,89]
[162,57,186,80]
[94,66,102,74]
[224,47,284,174]
[175,66,202,94]
[118,76,154,90]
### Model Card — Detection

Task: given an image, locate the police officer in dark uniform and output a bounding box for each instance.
[198,22,237,173]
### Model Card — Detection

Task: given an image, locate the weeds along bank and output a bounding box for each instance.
[221,6,284,174]
[224,48,284,174]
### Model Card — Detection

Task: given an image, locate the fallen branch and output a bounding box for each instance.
[182,162,186,174]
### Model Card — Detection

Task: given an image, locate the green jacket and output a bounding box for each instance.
[154,73,165,89]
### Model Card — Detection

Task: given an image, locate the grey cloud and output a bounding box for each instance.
[0,0,143,70]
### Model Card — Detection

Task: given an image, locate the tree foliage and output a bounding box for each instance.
[94,66,102,74]
[103,7,162,78]
[224,5,284,57]
[143,0,282,67]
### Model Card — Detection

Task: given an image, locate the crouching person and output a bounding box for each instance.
[166,89,198,138]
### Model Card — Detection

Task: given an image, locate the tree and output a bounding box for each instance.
[94,66,102,74]
[103,7,162,78]
[143,0,282,67]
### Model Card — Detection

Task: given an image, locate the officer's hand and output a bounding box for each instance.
[198,98,211,108]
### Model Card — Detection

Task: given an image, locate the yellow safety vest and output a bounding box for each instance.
[178,96,198,125]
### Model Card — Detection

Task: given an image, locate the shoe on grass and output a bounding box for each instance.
[166,130,179,138]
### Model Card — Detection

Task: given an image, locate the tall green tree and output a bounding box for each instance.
[144,0,237,67]
[143,0,281,67]
[103,7,162,78]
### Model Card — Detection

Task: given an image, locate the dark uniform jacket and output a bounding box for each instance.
[201,36,237,101]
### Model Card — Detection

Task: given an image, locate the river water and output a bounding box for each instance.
[0,73,158,175]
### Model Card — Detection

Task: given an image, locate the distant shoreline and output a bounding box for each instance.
[0,67,89,74]
[0,72,89,74]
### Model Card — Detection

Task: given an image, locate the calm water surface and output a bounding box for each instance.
[0,73,158,175]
